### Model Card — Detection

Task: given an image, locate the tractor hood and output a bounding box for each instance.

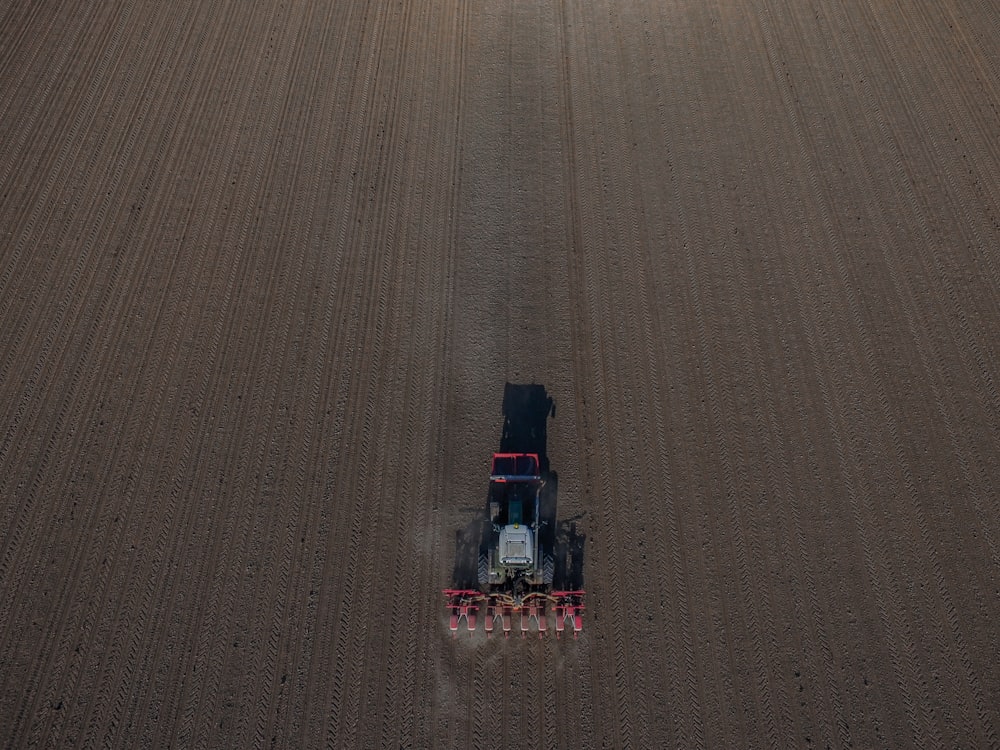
[499,524,534,567]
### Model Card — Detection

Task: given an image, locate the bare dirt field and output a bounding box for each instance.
[2,0,999,746]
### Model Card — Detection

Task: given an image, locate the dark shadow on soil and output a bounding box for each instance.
[451,516,485,589]
[538,469,558,553]
[448,383,586,590]
[554,517,586,589]
[499,382,554,473]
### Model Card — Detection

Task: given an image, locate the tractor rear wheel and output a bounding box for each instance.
[542,554,555,585]
[478,552,490,586]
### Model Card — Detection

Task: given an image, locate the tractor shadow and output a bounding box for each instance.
[554,515,586,589]
[451,515,485,589]
[498,382,554,472]
[539,472,587,589]
[447,383,586,590]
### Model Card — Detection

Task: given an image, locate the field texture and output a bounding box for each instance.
[2,0,999,746]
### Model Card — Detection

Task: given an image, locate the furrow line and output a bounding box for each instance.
[824,3,981,742]
[196,5,308,743]
[730,11,832,745]
[665,16,753,747]
[851,0,1000,551]
[0,0,53,84]
[0,0,141,544]
[601,53,655,750]
[74,5,251,743]
[858,0,1000,364]
[555,0,599,745]
[704,139,782,750]
[0,0,137,360]
[687,6,785,745]
[426,0,470,739]
[905,0,1000,198]
[541,640,558,746]
[391,1,454,736]
[246,3,341,745]
[318,28,404,724]
[303,59,380,750]
[633,5,716,745]
[712,5,807,742]
[22,4,213,745]
[170,1,295,742]
[680,174,746,749]
[331,5,417,739]
[0,44,159,585]
[752,0,924,741]
[283,2,375,742]
[216,8,314,745]
[606,2,705,742]
[0,0,109,201]
[754,3,927,745]
[469,653,488,750]
[379,7,440,743]
[567,2,638,745]
[832,3,999,741]
[0,0,98,188]
[2,5,199,738]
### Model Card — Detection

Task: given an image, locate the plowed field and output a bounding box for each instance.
[2,0,998,746]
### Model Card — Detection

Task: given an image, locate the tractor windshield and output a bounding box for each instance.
[508,498,523,526]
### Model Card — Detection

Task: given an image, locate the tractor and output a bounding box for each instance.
[444,452,584,638]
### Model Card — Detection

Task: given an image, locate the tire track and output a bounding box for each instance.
[62,3,258,744]
[700,5,814,744]
[151,1,305,743]
[0,1,100,194]
[387,1,461,741]
[276,76,368,750]
[3,0,999,745]
[179,8,317,746]
[822,2,999,741]
[0,0,138,376]
[322,2,426,743]
[612,0,787,744]
[97,4,287,740]
[640,11,756,746]
[192,6,324,744]
[625,6,722,747]
[183,5,307,743]
[429,0,481,742]
[16,3,222,745]
[847,0,1000,567]
[576,0,683,742]
[554,0,600,745]
[276,4,381,743]
[294,10,389,741]
[234,3,346,746]
[358,81,423,750]
[1,3,218,742]
[0,0,141,562]
[303,2,424,744]
[777,1,998,743]
[753,3,935,746]
[412,0,467,745]
[679,14,782,741]
[711,7,847,744]
[361,3,453,744]
[559,0,646,744]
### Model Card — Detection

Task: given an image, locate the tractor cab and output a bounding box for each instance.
[486,453,542,576]
[499,498,533,568]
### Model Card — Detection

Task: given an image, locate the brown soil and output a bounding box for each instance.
[1,0,998,746]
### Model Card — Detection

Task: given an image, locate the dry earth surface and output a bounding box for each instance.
[1,0,999,747]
